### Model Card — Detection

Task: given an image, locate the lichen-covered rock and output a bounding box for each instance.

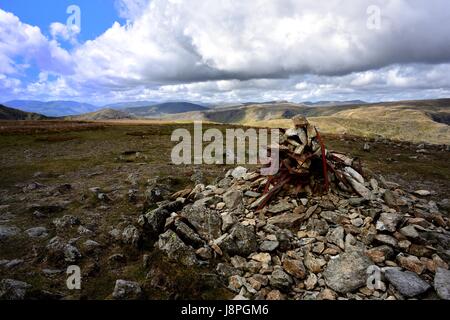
[122,225,140,246]
[156,230,199,266]
[112,280,142,300]
[181,203,222,241]
[219,224,257,256]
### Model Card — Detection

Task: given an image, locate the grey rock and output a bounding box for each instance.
[0,279,31,300]
[434,268,450,300]
[399,225,419,239]
[64,244,82,263]
[4,259,24,269]
[52,215,80,229]
[384,269,430,297]
[0,225,20,240]
[220,224,258,256]
[156,230,198,266]
[323,249,373,293]
[174,220,204,247]
[145,200,184,235]
[267,213,303,229]
[376,212,403,232]
[349,197,368,207]
[244,191,261,198]
[327,226,345,250]
[83,240,102,252]
[437,199,450,212]
[383,190,397,208]
[231,166,248,179]
[320,211,345,224]
[122,225,140,246]
[307,218,329,236]
[216,263,243,278]
[46,236,81,264]
[25,227,48,238]
[223,190,243,210]
[221,212,238,232]
[112,280,142,300]
[260,240,279,252]
[374,234,398,247]
[268,200,294,214]
[270,266,293,290]
[182,203,222,241]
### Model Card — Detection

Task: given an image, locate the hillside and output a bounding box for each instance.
[164,99,450,144]
[124,102,208,118]
[65,108,132,121]
[0,104,48,120]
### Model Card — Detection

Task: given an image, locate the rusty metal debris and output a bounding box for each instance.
[255,116,367,210]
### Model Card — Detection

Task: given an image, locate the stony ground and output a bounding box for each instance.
[0,121,449,300]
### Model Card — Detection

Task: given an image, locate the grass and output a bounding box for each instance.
[0,120,448,300]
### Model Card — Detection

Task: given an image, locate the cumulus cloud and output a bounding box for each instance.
[2,1,450,103]
[70,0,450,89]
[50,22,80,45]
[0,9,73,76]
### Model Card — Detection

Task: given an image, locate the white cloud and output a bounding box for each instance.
[0,9,73,76]
[2,1,450,103]
[50,22,80,44]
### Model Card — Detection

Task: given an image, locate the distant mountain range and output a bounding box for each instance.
[3,100,209,117]
[4,100,101,117]
[302,100,368,107]
[123,102,209,118]
[0,104,48,120]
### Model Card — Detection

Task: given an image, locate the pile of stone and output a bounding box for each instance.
[137,117,450,300]
[249,115,370,210]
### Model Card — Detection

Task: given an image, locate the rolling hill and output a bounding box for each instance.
[124,102,209,118]
[162,99,450,144]
[65,108,132,121]
[0,104,48,120]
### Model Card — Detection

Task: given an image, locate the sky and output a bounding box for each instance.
[1,0,450,105]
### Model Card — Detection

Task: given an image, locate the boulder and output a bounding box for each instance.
[145,200,184,235]
[223,190,243,210]
[0,225,20,240]
[122,225,140,246]
[181,203,222,241]
[376,212,403,232]
[0,279,31,300]
[174,220,204,247]
[269,266,293,290]
[156,230,198,266]
[434,268,450,300]
[323,249,373,293]
[219,224,257,256]
[384,269,430,297]
[112,280,143,300]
